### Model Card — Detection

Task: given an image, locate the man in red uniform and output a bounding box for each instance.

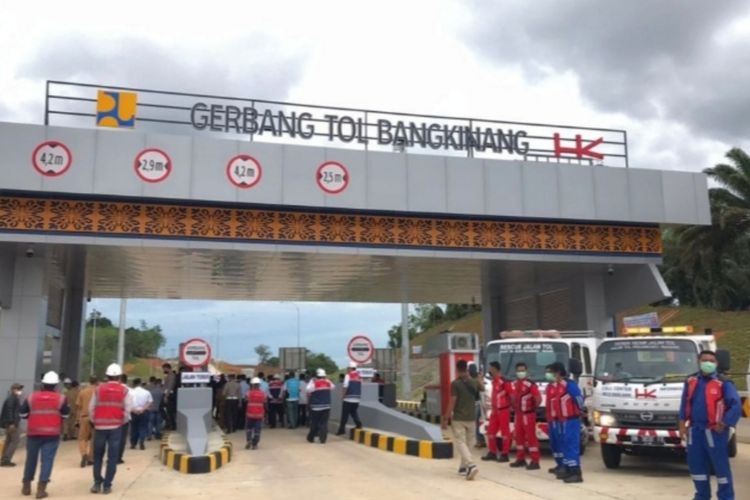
[245,377,266,450]
[20,371,69,498]
[509,362,542,470]
[89,363,132,495]
[482,361,513,462]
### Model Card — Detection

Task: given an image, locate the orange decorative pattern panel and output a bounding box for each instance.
[0,196,662,256]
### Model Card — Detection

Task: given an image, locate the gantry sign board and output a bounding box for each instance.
[45,81,629,167]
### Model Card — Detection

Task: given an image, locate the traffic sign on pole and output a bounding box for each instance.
[347,335,374,364]
[180,338,212,369]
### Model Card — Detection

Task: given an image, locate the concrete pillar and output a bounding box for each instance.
[59,247,87,380]
[0,248,49,393]
[480,266,503,343]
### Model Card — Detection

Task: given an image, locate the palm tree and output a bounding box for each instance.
[703,147,750,236]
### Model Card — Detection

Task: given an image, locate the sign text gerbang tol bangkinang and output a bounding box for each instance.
[191,102,530,154]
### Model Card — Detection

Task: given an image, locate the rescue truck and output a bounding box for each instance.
[482,330,603,453]
[592,326,737,468]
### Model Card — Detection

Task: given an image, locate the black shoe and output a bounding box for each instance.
[130,444,136,450]
[139,443,145,450]
[526,462,540,470]
[251,444,258,450]
[117,460,125,465]
[320,439,326,444]
[87,460,94,466]
[457,466,467,475]
[555,467,571,480]
[307,436,314,443]
[90,484,101,494]
[335,431,345,436]
[548,465,561,474]
[563,469,583,483]
[80,457,87,468]
[245,442,251,450]
[497,454,510,463]
[509,459,526,468]
[465,464,478,481]
[0,461,16,467]
[480,453,497,462]
[102,487,112,495]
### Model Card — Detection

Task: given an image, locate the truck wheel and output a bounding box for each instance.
[601,444,622,469]
[729,434,737,458]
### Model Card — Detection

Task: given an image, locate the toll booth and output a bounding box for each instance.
[423,333,480,418]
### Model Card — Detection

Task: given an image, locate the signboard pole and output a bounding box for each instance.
[116,298,127,366]
[400,303,411,398]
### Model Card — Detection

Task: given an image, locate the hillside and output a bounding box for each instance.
[400,306,750,399]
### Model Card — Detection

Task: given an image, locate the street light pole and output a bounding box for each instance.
[90,309,98,376]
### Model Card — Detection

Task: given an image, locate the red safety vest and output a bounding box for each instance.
[492,376,512,410]
[92,382,127,429]
[685,375,725,426]
[27,391,65,437]
[559,380,581,419]
[309,379,334,411]
[245,389,266,420]
[545,382,561,422]
[513,379,541,414]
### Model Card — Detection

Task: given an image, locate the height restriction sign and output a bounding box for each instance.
[226,154,262,188]
[316,161,349,194]
[134,148,172,183]
[347,335,374,364]
[32,141,72,177]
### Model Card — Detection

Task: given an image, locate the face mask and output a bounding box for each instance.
[15,391,22,397]
[516,371,527,379]
[545,372,555,382]
[700,361,717,375]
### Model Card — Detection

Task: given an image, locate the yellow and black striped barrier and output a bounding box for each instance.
[396,400,421,411]
[159,435,232,474]
[742,396,749,418]
[399,409,441,424]
[349,428,452,459]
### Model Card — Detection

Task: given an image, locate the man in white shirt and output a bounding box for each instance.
[128,378,153,451]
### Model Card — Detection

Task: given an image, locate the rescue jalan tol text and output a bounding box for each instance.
[190,103,530,155]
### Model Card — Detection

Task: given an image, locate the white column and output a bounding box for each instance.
[400,303,411,399]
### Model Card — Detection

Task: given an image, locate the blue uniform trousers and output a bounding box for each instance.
[687,426,733,500]
[548,420,563,466]
[561,417,580,469]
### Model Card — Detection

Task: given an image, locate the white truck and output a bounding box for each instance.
[592,326,737,468]
[482,330,602,452]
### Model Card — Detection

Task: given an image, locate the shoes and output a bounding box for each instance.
[245,442,251,450]
[335,431,345,436]
[563,469,583,483]
[80,457,87,468]
[306,436,314,443]
[117,460,125,465]
[22,481,32,496]
[36,481,48,499]
[548,465,562,474]
[0,461,16,467]
[130,444,136,450]
[509,459,526,468]
[320,440,326,444]
[526,462,540,470]
[251,444,258,450]
[457,466,467,475]
[87,460,94,466]
[139,443,145,450]
[465,464,478,481]
[480,453,497,462]
[102,487,112,495]
[555,467,571,480]
[90,484,102,494]
[497,454,510,463]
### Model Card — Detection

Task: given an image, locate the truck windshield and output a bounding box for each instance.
[485,341,569,382]
[595,338,697,383]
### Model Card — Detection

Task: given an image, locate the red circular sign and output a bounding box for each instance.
[316,161,349,194]
[226,154,263,188]
[347,335,374,364]
[31,141,72,177]
[134,148,172,183]
[179,338,212,369]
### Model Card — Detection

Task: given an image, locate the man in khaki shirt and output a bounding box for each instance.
[442,360,484,481]
[76,377,98,468]
[64,380,80,440]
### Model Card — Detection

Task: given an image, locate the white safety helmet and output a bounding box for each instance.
[348,361,358,369]
[105,363,123,377]
[250,377,261,385]
[316,368,326,377]
[63,378,72,384]
[41,371,60,385]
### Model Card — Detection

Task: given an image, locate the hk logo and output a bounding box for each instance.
[635,388,657,399]
[553,133,604,160]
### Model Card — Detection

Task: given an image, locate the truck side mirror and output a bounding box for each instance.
[569,358,583,378]
[716,350,731,373]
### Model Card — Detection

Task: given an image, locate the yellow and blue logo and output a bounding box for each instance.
[96,90,137,128]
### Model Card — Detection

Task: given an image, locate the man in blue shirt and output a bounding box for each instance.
[283,372,300,429]
[679,350,741,500]
[551,361,584,484]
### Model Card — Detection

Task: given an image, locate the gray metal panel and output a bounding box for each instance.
[0,122,45,191]
[236,141,284,205]
[41,126,97,194]
[628,169,665,223]
[407,154,446,213]
[522,163,560,218]
[446,157,484,215]
[323,148,367,209]
[661,170,699,224]
[557,164,596,220]
[93,129,145,197]
[190,137,238,203]
[593,167,629,222]
[142,133,192,199]
[366,151,407,211]
[693,173,712,225]
[484,160,523,217]
[282,144,326,207]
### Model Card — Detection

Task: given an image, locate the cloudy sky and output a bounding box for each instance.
[3,1,749,365]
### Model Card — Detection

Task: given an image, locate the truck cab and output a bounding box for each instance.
[592,326,736,468]
[482,330,601,450]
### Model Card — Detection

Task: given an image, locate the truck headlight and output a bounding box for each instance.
[593,410,617,427]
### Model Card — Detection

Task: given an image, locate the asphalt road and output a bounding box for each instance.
[0,429,747,499]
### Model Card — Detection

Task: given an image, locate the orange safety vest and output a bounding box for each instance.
[513,379,541,414]
[27,391,65,437]
[685,375,725,426]
[246,389,266,420]
[492,376,512,410]
[92,382,127,428]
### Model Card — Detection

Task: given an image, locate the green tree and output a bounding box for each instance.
[305,351,338,375]
[266,356,280,367]
[254,344,272,365]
